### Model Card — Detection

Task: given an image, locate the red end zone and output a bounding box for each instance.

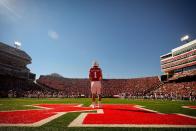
[0,104,196,127]
[69,104,196,127]
[83,104,196,124]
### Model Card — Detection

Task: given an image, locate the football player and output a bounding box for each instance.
[89,61,103,108]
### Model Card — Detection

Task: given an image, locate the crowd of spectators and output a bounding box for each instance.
[149,81,196,100]
[36,75,160,98]
[8,90,70,98]
[3,73,195,100]
[102,77,160,97]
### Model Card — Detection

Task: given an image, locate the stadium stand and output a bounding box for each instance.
[36,75,161,98]
[156,39,196,100]
[151,81,196,100]
[0,42,41,97]
[160,39,196,81]
[0,41,195,100]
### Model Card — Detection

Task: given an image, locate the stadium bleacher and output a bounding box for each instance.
[36,75,161,98]
[152,81,196,100]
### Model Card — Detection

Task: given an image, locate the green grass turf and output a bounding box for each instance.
[0,98,196,131]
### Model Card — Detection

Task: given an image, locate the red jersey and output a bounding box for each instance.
[89,66,102,81]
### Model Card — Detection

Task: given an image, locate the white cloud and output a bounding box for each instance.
[0,0,22,19]
[48,30,59,40]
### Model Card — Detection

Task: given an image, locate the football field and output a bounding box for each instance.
[0,98,196,131]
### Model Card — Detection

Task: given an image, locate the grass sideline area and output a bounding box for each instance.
[0,98,196,131]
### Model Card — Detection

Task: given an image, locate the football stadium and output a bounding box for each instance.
[0,37,196,130]
[0,0,196,131]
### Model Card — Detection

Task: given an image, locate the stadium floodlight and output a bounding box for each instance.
[180,35,189,42]
[14,41,21,49]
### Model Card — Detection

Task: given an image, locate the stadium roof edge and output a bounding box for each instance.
[160,52,172,58]
[172,39,196,53]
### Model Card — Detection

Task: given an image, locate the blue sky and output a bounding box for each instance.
[0,0,196,78]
